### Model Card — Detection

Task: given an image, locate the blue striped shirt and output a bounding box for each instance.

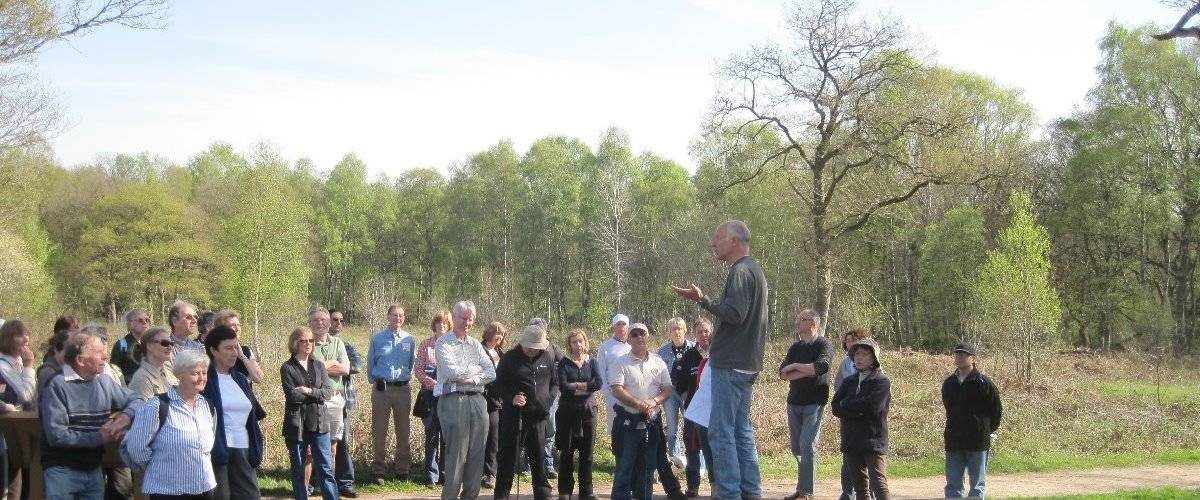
[124,388,217,495]
[368,328,416,383]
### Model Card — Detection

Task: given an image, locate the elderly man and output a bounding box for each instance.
[167,300,205,355]
[330,308,362,497]
[778,309,834,500]
[672,220,769,500]
[436,300,496,500]
[40,331,144,500]
[367,304,416,487]
[672,318,715,497]
[594,314,631,432]
[111,308,151,383]
[609,322,686,500]
[306,306,352,495]
[493,325,557,500]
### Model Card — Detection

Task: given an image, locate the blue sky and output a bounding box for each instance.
[37,0,1179,177]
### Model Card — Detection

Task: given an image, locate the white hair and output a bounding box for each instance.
[452,300,477,319]
[172,350,210,376]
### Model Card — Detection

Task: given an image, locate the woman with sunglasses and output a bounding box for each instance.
[129,326,178,397]
[281,326,337,500]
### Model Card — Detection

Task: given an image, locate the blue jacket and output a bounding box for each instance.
[202,365,266,467]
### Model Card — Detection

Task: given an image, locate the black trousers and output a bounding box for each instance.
[484,409,499,478]
[555,411,595,497]
[494,410,552,499]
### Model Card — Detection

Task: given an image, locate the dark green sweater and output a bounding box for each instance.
[702,255,770,372]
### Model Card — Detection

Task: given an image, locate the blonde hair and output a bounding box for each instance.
[288,326,314,354]
[566,328,590,355]
[431,309,454,332]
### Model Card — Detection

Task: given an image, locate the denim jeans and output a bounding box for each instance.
[787,403,825,496]
[945,450,988,498]
[334,410,356,490]
[44,465,103,500]
[543,390,560,471]
[610,410,660,500]
[683,421,714,492]
[708,367,761,499]
[288,432,337,500]
[663,391,686,460]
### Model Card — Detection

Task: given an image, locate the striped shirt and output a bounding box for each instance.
[124,388,217,495]
[435,332,496,395]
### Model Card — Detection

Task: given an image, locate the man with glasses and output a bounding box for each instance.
[111,308,151,383]
[367,304,416,488]
[330,308,362,498]
[167,300,205,355]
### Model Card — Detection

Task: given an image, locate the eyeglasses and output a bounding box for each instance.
[153,339,173,348]
[183,314,198,321]
[629,331,648,338]
[297,339,315,344]
[330,318,344,323]
[134,317,151,323]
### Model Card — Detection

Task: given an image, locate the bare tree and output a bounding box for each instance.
[0,0,169,149]
[1155,0,1200,40]
[705,0,966,328]
[591,165,636,310]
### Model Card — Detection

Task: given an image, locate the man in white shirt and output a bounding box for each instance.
[595,314,631,433]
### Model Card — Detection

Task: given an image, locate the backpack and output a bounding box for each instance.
[121,392,217,471]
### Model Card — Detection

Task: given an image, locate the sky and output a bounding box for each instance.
[36,0,1181,177]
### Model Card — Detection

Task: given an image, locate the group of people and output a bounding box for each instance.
[0,219,1005,500]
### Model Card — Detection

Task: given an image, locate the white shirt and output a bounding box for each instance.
[609,352,672,418]
[217,373,252,449]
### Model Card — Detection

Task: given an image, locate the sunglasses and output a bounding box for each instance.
[152,339,173,348]
[629,330,648,338]
[297,338,315,344]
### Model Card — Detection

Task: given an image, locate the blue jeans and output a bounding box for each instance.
[945,450,988,498]
[288,432,337,500]
[423,404,444,484]
[663,392,686,459]
[708,367,761,499]
[787,403,825,496]
[543,390,559,471]
[334,411,356,490]
[44,465,103,500]
[610,410,660,500]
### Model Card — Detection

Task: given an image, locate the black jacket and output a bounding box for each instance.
[831,368,891,454]
[280,357,334,443]
[203,365,267,467]
[670,347,705,407]
[942,369,1002,451]
[778,336,833,406]
[495,347,557,421]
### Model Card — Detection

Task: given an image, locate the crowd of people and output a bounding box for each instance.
[0,219,1004,500]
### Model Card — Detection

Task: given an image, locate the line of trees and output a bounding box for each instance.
[0,0,1197,369]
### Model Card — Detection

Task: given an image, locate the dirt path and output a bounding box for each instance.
[340,463,1200,499]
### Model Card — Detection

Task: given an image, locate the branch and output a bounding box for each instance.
[1154,2,1200,40]
[832,177,945,238]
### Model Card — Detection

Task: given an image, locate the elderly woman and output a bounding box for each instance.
[210,309,265,383]
[556,328,601,500]
[481,321,507,489]
[281,326,337,500]
[123,350,218,499]
[0,320,36,499]
[203,325,266,500]
[129,326,178,397]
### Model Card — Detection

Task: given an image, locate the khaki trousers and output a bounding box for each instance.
[371,384,413,476]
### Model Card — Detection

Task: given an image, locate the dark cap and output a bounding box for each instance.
[953,342,977,356]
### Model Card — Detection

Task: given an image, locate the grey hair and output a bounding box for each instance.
[171,349,210,376]
[529,317,548,328]
[168,300,196,321]
[666,317,687,330]
[724,220,751,244]
[64,331,105,364]
[123,308,148,329]
[800,308,822,327]
[452,300,477,319]
[79,323,109,343]
[307,305,329,319]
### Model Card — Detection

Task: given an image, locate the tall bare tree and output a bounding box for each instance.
[705,0,966,327]
[1155,0,1200,40]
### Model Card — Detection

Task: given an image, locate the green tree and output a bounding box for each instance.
[313,154,376,314]
[970,191,1061,382]
[917,205,986,348]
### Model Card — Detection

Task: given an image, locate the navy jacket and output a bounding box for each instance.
[942,369,1002,451]
[202,365,267,467]
[831,368,891,454]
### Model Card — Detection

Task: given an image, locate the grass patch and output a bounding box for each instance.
[1096,381,1200,405]
[1014,486,1200,499]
